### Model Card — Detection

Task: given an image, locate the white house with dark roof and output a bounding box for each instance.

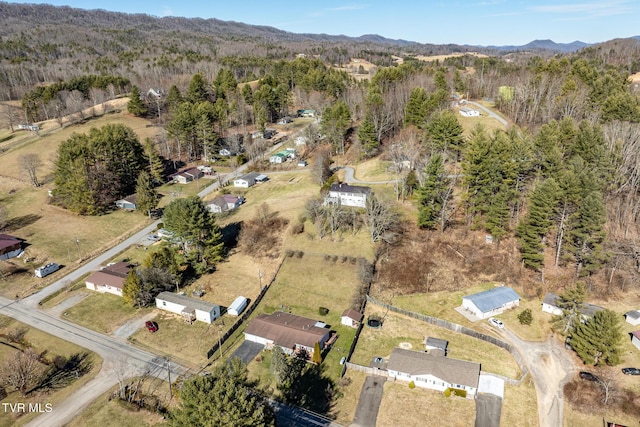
[85,261,133,297]
[386,348,480,398]
[244,312,331,358]
[625,310,640,326]
[462,286,520,319]
[234,172,261,188]
[207,194,244,213]
[155,292,220,324]
[341,308,363,328]
[325,183,371,208]
[542,292,605,320]
[115,194,138,210]
[169,167,204,184]
[0,234,22,260]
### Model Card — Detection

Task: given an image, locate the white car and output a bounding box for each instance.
[489,317,504,329]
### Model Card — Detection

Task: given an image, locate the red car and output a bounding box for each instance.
[145,321,158,333]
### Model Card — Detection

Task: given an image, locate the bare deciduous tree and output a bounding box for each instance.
[0,348,45,396]
[18,153,42,187]
[363,194,401,244]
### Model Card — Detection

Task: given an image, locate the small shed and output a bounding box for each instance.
[341,308,363,328]
[625,310,640,326]
[115,194,138,210]
[462,286,520,320]
[425,337,449,355]
[228,296,248,316]
[632,331,640,350]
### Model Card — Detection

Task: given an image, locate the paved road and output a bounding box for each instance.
[468,101,509,128]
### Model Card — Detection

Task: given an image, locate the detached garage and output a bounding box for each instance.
[462,286,520,320]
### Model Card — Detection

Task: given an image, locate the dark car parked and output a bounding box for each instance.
[622,367,640,375]
[579,371,600,382]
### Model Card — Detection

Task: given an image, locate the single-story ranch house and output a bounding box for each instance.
[459,107,480,117]
[85,261,133,297]
[542,293,604,319]
[244,312,332,358]
[155,291,221,324]
[169,167,204,184]
[0,234,23,260]
[234,172,268,188]
[386,348,480,398]
[207,194,244,214]
[115,194,138,210]
[461,286,520,319]
[632,331,640,350]
[325,183,371,208]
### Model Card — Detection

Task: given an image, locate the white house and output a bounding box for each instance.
[233,172,261,188]
[228,296,248,316]
[542,292,604,320]
[325,183,371,208]
[341,308,363,328]
[155,291,220,324]
[115,194,138,210]
[85,262,132,297]
[459,107,480,117]
[207,194,244,213]
[632,331,640,350]
[169,167,204,184]
[625,310,640,326]
[0,234,23,260]
[386,348,480,398]
[461,286,520,319]
[244,312,331,358]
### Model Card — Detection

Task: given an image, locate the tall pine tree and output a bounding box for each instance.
[570,309,623,366]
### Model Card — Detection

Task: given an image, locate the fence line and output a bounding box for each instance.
[365,295,527,385]
[205,257,286,359]
[344,362,388,377]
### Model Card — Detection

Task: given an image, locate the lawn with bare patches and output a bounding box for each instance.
[501,377,538,427]
[0,316,102,427]
[377,380,476,427]
[63,293,140,334]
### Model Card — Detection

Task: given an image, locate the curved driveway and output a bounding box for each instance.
[467,101,509,128]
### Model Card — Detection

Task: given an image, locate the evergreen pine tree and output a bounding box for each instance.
[358,115,378,156]
[416,154,449,230]
[551,282,586,334]
[186,73,209,103]
[135,170,159,217]
[426,110,464,154]
[404,87,427,128]
[570,309,623,366]
[127,85,147,116]
[144,138,165,184]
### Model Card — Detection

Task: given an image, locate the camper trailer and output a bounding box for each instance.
[35,263,60,278]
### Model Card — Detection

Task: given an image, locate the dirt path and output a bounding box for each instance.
[500,330,576,427]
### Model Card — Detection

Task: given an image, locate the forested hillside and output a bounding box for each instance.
[2,2,640,298]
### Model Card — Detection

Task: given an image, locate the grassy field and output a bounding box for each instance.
[377,380,476,427]
[0,107,162,299]
[501,376,538,427]
[331,370,368,425]
[63,293,141,334]
[0,316,102,427]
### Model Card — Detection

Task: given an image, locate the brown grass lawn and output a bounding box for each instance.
[67,380,169,427]
[377,381,476,427]
[332,370,368,425]
[351,307,521,378]
[0,316,102,427]
[0,107,162,298]
[501,376,538,427]
[564,403,639,427]
[63,293,141,334]
[347,157,396,182]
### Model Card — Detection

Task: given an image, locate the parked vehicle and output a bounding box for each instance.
[579,371,600,382]
[488,317,504,329]
[622,367,640,375]
[34,262,60,278]
[145,321,158,333]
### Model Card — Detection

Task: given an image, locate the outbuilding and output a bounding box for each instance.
[0,234,23,260]
[228,296,248,316]
[341,308,363,328]
[632,331,640,350]
[625,310,640,326]
[461,286,520,320]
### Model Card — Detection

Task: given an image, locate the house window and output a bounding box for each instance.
[162,301,166,306]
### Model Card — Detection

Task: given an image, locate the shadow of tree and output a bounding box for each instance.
[220,221,242,252]
[1,214,42,232]
[35,352,94,391]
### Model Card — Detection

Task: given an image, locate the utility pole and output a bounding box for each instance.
[74,238,81,260]
[166,357,172,402]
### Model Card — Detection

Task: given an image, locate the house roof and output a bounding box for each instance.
[208,196,227,209]
[222,194,241,204]
[156,291,219,312]
[237,172,260,182]
[341,308,363,322]
[463,287,520,313]
[86,270,126,289]
[625,310,640,320]
[425,337,449,350]
[543,292,605,318]
[0,234,21,251]
[170,167,202,179]
[103,261,132,277]
[244,312,330,349]
[329,183,371,195]
[118,194,138,204]
[632,331,640,340]
[387,348,480,389]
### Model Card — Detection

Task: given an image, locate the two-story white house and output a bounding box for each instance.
[325,183,371,208]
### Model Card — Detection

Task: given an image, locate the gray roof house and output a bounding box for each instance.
[425,337,449,355]
[461,286,520,320]
[542,292,604,319]
[234,172,261,188]
[155,292,220,324]
[386,348,480,398]
[325,183,372,208]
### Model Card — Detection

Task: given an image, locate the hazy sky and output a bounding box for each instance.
[6,0,639,46]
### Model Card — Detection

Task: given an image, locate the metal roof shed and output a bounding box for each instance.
[462,287,520,320]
